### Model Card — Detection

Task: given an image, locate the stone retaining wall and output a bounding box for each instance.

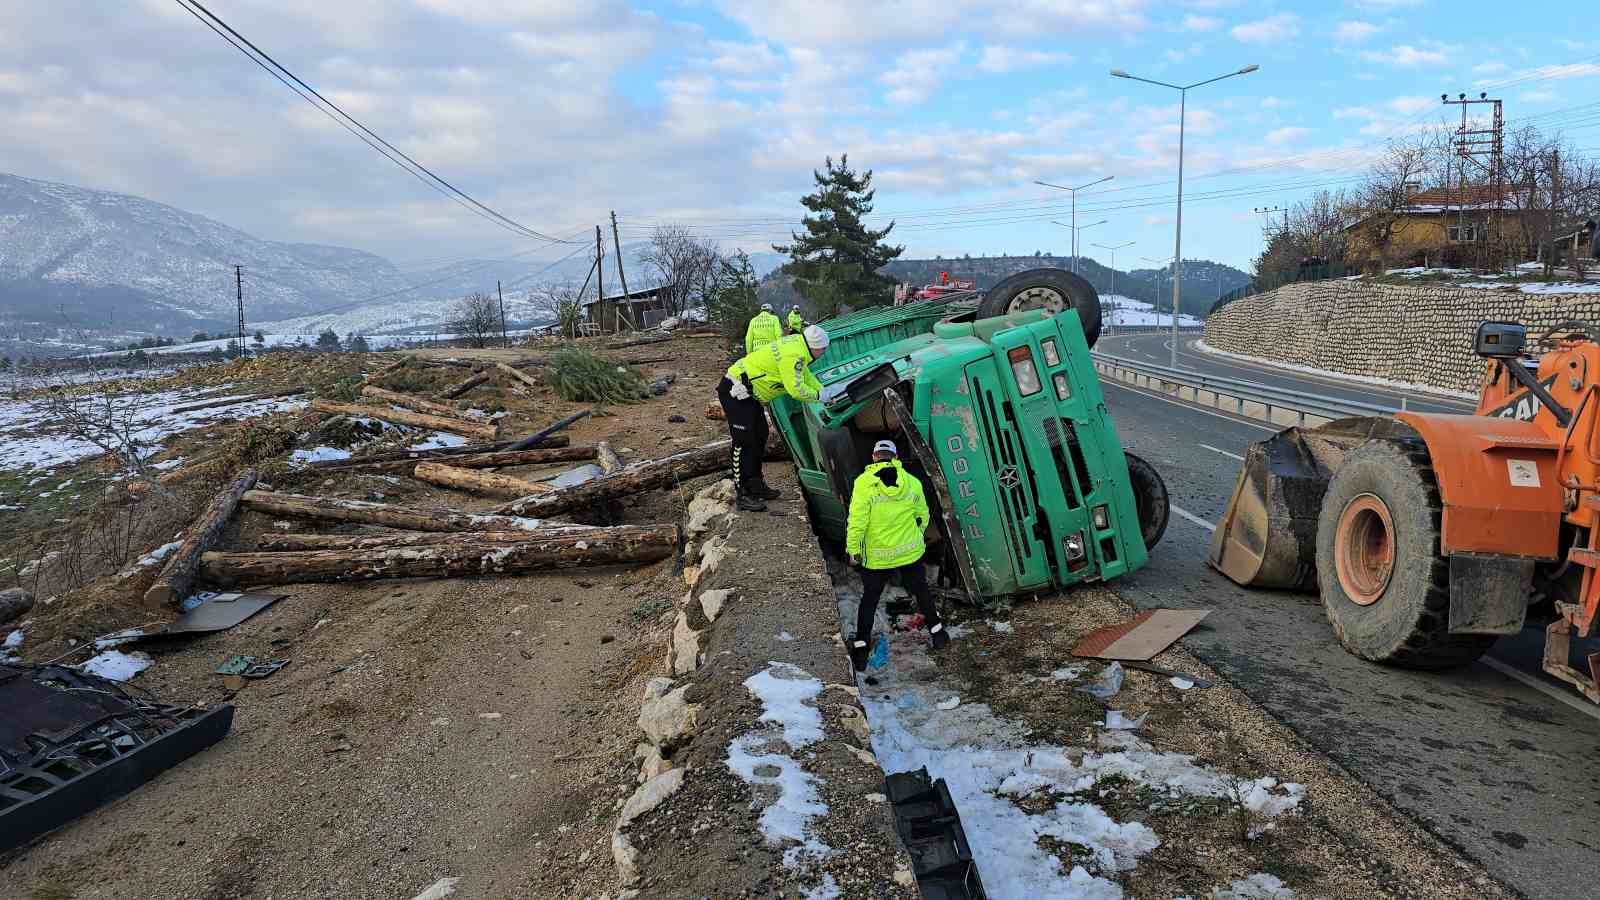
[1204,281,1600,393]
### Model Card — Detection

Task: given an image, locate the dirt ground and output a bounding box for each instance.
[3,336,740,899]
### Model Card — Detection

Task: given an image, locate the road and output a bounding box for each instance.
[1099,331,1476,415]
[1097,359,1600,900]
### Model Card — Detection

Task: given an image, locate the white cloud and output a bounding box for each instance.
[1334,20,1379,42]
[1365,43,1457,67]
[1522,90,1555,104]
[977,45,1071,73]
[1264,126,1308,145]
[715,0,1146,46]
[1231,13,1298,44]
[1182,14,1220,31]
[1387,95,1434,115]
[881,45,965,105]
[1473,61,1508,75]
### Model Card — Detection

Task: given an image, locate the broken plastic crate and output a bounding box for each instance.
[885,766,988,900]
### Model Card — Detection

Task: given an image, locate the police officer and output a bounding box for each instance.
[845,439,947,672]
[717,324,830,511]
[745,303,783,353]
[786,305,805,334]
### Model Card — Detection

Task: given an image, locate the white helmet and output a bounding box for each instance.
[872,439,898,456]
[760,303,773,312]
[802,324,830,351]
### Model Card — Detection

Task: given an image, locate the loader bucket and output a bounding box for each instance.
[1208,416,1415,590]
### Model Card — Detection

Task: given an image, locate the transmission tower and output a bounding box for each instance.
[1442,92,1504,269]
[235,265,247,358]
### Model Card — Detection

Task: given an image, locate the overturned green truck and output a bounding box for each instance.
[770,268,1170,602]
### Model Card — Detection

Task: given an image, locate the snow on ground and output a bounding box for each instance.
[289,446,353,465]
[725,662,836,885]
[1102,295,1203,328]
[80,649,154,681]
[1379,266,1600,294]
[82,327,547,359]
[852,619,1303,899]
[0,386,305,474]
[1190,339,1479,401]
[410,432,469,450]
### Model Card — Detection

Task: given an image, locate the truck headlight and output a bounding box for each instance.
[1041,338,1060,367]
[1092,505,1109,530]
[1053,372,1071,401]
[1007,346,1042,396]
[1064,531,1087,570]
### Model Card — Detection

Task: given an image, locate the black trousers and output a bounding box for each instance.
[856,561,941,641]
[716,375,767,489]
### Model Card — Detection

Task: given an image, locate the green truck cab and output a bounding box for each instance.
[770,269,1168,601]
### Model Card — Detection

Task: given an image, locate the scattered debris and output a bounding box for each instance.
[1072,610,1210,661]
[80,650,154,682]
[936,696,962,711]
[1077,661,1125,699]
[1104,710,1147,730]
[885,767,986,898]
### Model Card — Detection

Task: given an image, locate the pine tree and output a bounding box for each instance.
[316,329,341,351]
[774,155,903,316]
[349,334,371,353]
[705,252,762,352]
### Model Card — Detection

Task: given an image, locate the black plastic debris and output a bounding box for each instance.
[0,662,234,853]
[885,766,987,900]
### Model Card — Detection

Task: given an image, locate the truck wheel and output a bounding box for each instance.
[1125,451,1169,550]
[976,268,1102,349]
[1314,440,1495,669]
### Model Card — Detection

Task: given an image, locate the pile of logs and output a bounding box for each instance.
[144,353,729,599]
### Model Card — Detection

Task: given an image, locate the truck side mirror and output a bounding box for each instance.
[1475,321,1526,359]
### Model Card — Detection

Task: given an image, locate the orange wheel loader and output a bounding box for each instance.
[1209,321,1600,702]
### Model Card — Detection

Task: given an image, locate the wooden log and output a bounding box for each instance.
[202,524,680,586]
[362,356,411,385]
[360,385,468,419]
[491,440,729,517]
[496,361,542,391]
[509,356,548,369]
[257,527,599,551]
[170,386,307,414]
[240,490,543,532]
[439,371,490,399]
[506,409,591,451]
[596,441,623,474]
[607,334,673,349]
[310,398,499,442]
[144,468,259,607]
[299,436,565,470]
[287,445,597,478]
[413,462,555,498]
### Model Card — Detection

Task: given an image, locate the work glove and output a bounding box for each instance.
[729,379,751,400]
[849,554,861,567]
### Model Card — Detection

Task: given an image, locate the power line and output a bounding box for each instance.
[172,0,573,245]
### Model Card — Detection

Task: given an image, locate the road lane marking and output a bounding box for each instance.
[1200,443,1245,461]
[1099,380,1278,433]
[1175,339,1473,411]
[1171,504,1217,533]
[1479,657,1600,723]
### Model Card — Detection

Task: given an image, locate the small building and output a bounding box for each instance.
[1343,185,1524,271]
[582,285,670,332]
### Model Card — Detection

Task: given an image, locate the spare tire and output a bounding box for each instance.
[976,268,1102,349]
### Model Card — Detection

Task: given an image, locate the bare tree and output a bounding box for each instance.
[1351,139,1438,272]
[639,225,721,317]
[1254,188,1357,279]
[530,281,587,339]
[450,291,501,348]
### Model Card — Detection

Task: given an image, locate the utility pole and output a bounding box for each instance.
[610,210,631,305]
[1092,240,1135,336]
[1548,148,1560,278]
[497,279,508,348]
[235,265,246,359]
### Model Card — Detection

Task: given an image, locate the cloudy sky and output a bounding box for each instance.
[2,0,1595,276]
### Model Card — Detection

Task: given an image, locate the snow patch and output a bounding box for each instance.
[290,446,352,465]
[410,432,470,450]
[743,662,825,749]
[80,650,153,681]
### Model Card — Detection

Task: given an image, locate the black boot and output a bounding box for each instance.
[736,487,768,512]
[849,637,871,672]
[929,622,950,651]
[753,479,782,500]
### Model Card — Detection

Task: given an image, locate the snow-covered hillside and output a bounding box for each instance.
[251,287,555,336]
[1102,294,1203,327]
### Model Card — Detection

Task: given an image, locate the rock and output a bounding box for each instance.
[698,588,732,623]
[837,706,871,747]
[671,611,703,675]
[410,878,460,900]
[667,414,687,423]
[612,829,640,885]
[642,676,674,703]
[843,744,878,767]
[638,684,700,749]
[893,865,916,887]
[0,588,34,626]
[684,480,735,536]
[697,536,731,581]
[633,742,673,783]
[619,768,686,824]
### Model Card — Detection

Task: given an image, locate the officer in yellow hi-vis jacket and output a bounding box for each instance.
[717,325,829,512]
[844,439,948,671]
[744,303,783,353]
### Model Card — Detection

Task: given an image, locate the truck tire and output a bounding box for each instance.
[1314,440,1496,669]
[1125,451,1169,550]
[976,268,1102,349]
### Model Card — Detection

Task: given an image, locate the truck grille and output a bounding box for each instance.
[971,376,1034,570]
[1042,418,1090,509]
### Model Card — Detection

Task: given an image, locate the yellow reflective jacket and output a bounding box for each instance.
[845,460,929,569]
[787,309,804,332]
[744,311,783,353]
[727,334,822,404]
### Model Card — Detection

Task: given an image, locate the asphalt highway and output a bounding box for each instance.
[1097,359,1600,900]
[1099,331,1476,416]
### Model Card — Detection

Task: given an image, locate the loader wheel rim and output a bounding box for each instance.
[1335,493,1395,606]
[1005,286,1068,315]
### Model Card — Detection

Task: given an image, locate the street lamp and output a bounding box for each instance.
[1034,175,1114,274]
[1142,255,1175,333]
[1111,63,1258,366]
[1093,240,1136,335]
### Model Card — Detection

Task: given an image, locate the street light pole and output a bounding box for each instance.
[1035,175,1113,274]
[1093,240,1136,334]
[1111,63,1258,367]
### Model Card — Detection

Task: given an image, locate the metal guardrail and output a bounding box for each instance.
[1091,352,1397,426]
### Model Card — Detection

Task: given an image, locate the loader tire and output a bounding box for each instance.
[1315,439,1495,670]
[1125,451,1169,550]
[977,268,1102,349]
